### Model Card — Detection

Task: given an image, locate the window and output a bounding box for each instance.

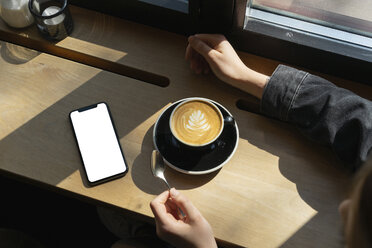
[70,0,192,34]
[139,0,188,14]
[248,0,372,48]
[235,0,372,84]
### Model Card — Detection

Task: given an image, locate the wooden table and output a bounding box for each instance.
[1,5,371,248]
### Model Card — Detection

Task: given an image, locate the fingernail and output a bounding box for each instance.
[170,188,179,198]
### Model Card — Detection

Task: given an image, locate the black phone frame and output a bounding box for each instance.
[69,102,128,186]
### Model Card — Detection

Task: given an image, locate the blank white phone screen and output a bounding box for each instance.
[70,103,127,183]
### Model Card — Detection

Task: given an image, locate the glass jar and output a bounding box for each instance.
[0,0,34,28]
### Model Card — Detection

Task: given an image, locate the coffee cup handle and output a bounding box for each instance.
[224,115,235,125]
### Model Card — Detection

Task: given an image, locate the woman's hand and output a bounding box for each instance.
[185,34,269,99]
[150,188,217,248]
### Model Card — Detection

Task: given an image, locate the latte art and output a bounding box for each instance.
[170,100,223,146]
[186,110,211,134]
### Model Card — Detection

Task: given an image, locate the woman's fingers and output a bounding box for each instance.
[150,190,173,225]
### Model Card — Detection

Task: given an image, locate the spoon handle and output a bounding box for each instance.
[163,179,171,190]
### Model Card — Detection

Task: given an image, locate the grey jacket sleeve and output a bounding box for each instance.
[261,65,372,171]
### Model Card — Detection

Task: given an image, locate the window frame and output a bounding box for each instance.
[230,0,372,85]
[69,0,193,34]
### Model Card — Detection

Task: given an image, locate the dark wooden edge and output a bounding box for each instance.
[0,30,170,87]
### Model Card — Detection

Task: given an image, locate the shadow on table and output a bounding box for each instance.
[131,125,219,195]
[0,68,174,187]
[0,42,40,65]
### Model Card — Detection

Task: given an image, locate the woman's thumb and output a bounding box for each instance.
[170,188,200,220]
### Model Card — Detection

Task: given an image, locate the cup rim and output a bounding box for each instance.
[29,0,68,19]
[169,97,224,147]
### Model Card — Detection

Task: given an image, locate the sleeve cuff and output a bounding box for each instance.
[260,64,308,121]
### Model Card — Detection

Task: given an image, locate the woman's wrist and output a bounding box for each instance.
[229,67,270,99]
[194,240,218,248]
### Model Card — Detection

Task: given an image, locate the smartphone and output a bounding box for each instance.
[70,102,128,186]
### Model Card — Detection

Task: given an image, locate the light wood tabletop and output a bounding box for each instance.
[1,5,371,248]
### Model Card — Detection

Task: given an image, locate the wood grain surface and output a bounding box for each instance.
[1,5,371,248]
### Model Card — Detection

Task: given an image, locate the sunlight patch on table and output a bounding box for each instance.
[0,53,101,140]
[57,37,127,62]
[202,163,317,247]
[120,103,173,147]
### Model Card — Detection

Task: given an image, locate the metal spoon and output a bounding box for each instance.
[151,150,186,218]
[151,150,171,190]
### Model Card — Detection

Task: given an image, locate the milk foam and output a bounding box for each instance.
[185,110,211,135]
[171,100,223,146]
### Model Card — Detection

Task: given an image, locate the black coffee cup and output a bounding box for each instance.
[169,97,234,150]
